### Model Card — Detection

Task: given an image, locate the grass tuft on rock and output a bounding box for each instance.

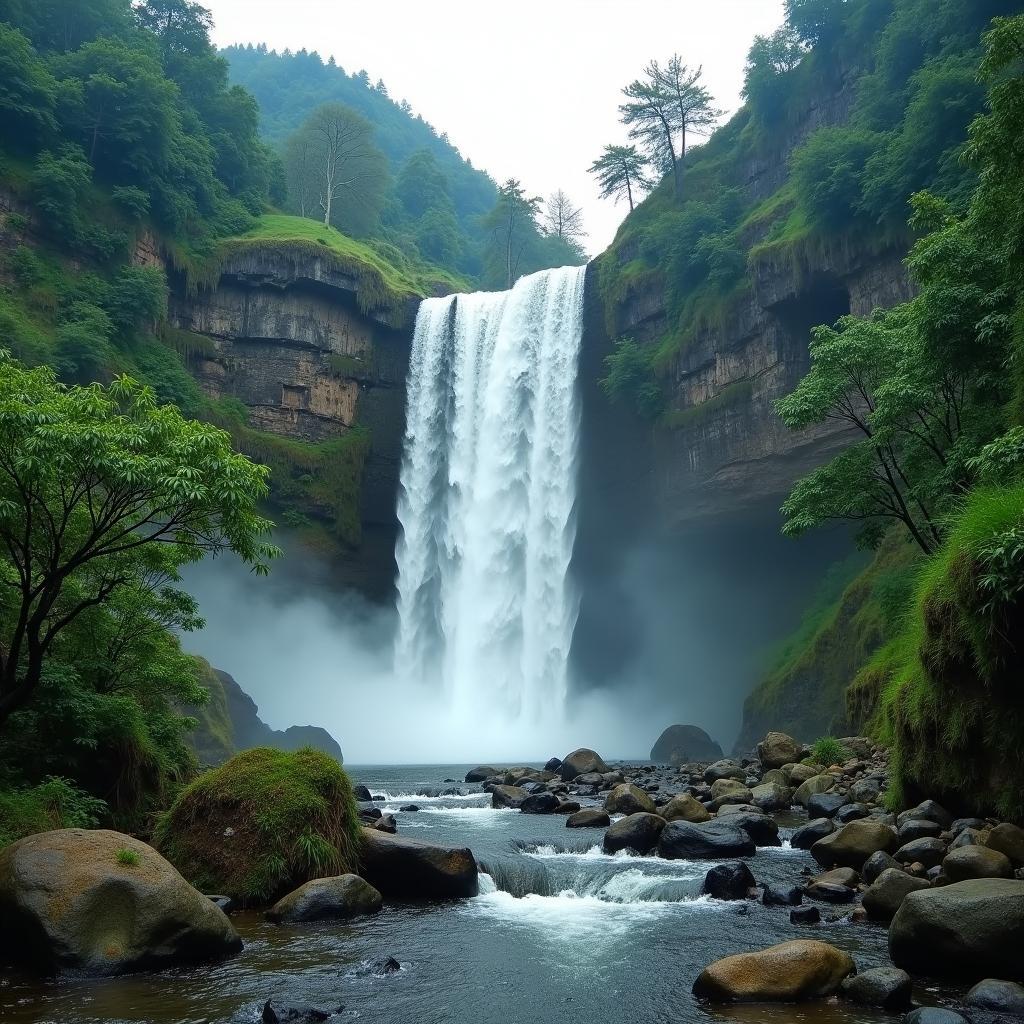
[154,747,361,906]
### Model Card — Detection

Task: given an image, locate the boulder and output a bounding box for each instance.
[863,850,900,884]
[840,967,913,1011]
[965,979,1024,1016]
[602,813,666,855]
[659,819,755,860]
[660,793,712,824]
[266,874,382,923]
[897,800,953,830]
[850,778,882,804]
[604,783,656,816]
[464,766,497,783]
[806,793,847,819]
[791,818,834,850]
[985,823,1024,867]
[555,801,580,814]
[834,803,870,824]
[750,782,792,812]
[491,785,528,809]
[720,810,780,848]
[761,769,790,787]
[894,837,947,870]
[757,732,803,771]
[692,940,855,1002]
[359,828,478,900]
[763,884,802,906]
[949,829,981,851]
[520,792,559,814]
[710,778,750,800]
[650,724,723,765]
[890,878,1024,980]
[862,868,930,922]
[942,845,1012,882]
[373,814,397,834]
[790,905,821,924]
[262,998,341,1023]
[787,763,819,785]
[951,817,987,835]
[811,820,898,869]
[566,808,610,829]
[353,784,372,801]
[704,760,747,785]
[898,819,943,844]
[903,1009,968,1024]
[558,749,609,781]
[806,867,858,904]
[794,775,835,807]
[0,829,241,976]
[543,757,562,772]
[703,862,756,901]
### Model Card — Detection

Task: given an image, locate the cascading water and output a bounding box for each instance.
[394,265,587,723]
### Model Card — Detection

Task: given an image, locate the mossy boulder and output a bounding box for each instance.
[154,747,360,907]
[0,829,240,976]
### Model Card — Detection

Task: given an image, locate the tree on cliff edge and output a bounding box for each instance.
[589,144,652,211]
[482,179,542,288]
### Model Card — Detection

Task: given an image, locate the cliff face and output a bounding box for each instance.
[168,247,414,593]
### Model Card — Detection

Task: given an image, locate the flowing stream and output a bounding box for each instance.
[394,266,587,721]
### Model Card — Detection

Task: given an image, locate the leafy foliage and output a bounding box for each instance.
[809,736,850,766]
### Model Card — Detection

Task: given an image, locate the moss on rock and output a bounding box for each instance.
[154,747,360,906]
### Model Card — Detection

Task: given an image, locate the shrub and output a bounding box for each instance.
[116,847,141,866]
[809,736,849,767]
[0,777,107,848]
[154,747,361,906]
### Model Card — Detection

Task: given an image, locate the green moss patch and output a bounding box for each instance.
[154,747,361,906]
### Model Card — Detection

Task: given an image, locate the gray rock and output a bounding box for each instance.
[951,817,987,835]
[863,849,900,884]
[702,861,756,900]
[558,749,609,781]
[763,884,802,906]
[790,905,820,924]
[660,793,712,823]
[794,775,836,807]
[262,998,340,1023]
[986,823,1024,867]
[895,837,947,869]
[520,792,560,814]
[942,845,1013,882]
[834,803,870,824]
[862,868,930,922]
[791,818,834,850]
[359,828,478,900]
[965,978,1024,1015]
[897,800,953,830]
[704,760,747,785]
[898,819,943,844]
[811,819,899,869]
[604,783,657,816]
[491,785,528,809]
[902,1010,968,1024]
[723,810,781,848]
[603,813,666,855]
[890,878,1024,981]
[807,793,847,819]
[566,808,610,829]
[757,732,803,770]
[658,819,755,860]
[465,766,497,783]
[841,967,913,1010]
[266,874,382,923]
[850,778,881,803]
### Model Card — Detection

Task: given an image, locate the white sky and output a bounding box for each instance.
[207,0,787,254]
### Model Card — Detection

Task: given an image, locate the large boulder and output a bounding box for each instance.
[965,979,1024,1016]
[604,784,657,816]
[659,819,755,860]
[602,813,666,855]
[0,829,241,976]
[862,868,930,922]
[491,785,528,809]
[558,748,609,781]
[806,793,847,819]
[520,792,559,814]
[359,828,478,900]
[266,874,382,923]
[465,766,497,783]
[704,760,747,784]
[702,862,756,901]
[889,878,1024,981]
[750,782,792,812]
[566,808,610,829]
[650,724,723,765]
[692,940,855,1002]
[757,732,803,771]
[811,820,898,869]
[942,845,1013,882]
[718,810,780,847]
[792,818,835,850]
[660,793,712,824]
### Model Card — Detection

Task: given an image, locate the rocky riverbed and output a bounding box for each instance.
[2,738,1024,1024]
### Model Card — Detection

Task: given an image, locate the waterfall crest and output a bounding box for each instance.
[394,265,587,722]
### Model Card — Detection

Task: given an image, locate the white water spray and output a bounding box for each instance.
[394,266,587,724]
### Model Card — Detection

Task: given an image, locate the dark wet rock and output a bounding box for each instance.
[491,785,528,809]
[948,829,981,851]
[659,819,755,860]
[651,724,723,765]
[834,803,870,824]
[262,998,341,1023]
[519,781,546,795]
[660,793,712,823]
[897,800,953,831]
[359,806,383,820]
[359,828,478,901]
[862,867,931,922]
[207,894,234,912]
[850,778,882,803]
[353,784,372,801]
[605,783,657,816]
[965,979,1024,1015]
[889,878,1024,981]
[566,808,610,829]
[720,810,780,848]
[558,749,609,781]
[763,884,802,906]
[702,861,756,901]
[603,812,666,855]
[902,1009,968,1024]
[792,818,834,850]
[399,804,420,813]
[863,850,900,884]
[373,814,397,834]
[692,939,854,1001]
[0,829,241,976]
[898,819,944,844]
[704,760,747,785]
[520,793,560,814]
[465,766,497,783]
[840,967,912,1010]
[371,794,386,802]
[790,905,821,924]
[757,732,804,771]
[811,820,899,869]
[942,845,1013,882]
[555,801,580,814]
[986,823,1024,867]
[894,837,947,869]
[806,867,858,904]
[951,817,987,835]
[266,875,382,924]
[544,757,562,772]
[807,793,847,819]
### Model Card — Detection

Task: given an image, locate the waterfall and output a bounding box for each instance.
[394,265,587,722]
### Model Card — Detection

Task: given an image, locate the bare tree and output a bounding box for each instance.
[620,56,720,199]
[589,145,653,211]
[542,190,587,249]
